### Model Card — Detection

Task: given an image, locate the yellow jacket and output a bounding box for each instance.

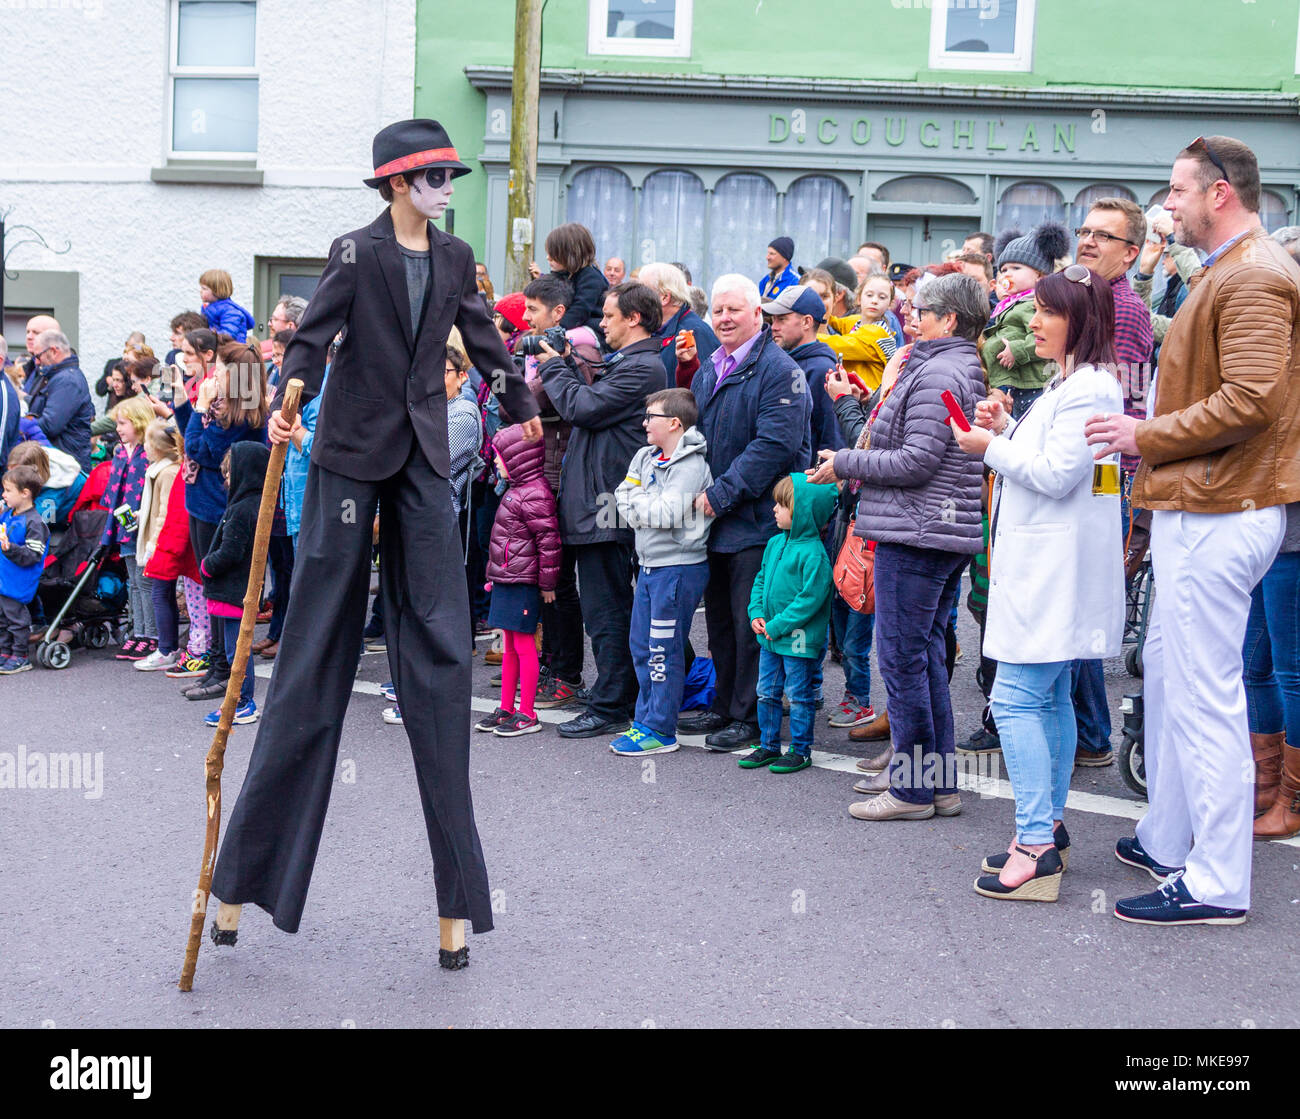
[820,315,893,390]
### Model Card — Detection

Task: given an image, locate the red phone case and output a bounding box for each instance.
[942,390,971,432]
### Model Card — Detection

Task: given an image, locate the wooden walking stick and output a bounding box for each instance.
[179,379,303,992]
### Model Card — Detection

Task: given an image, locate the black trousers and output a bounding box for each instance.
[574,540,637,721]
[211,445,492,934]
[541,543,583,684]
[265,533,295,643]
[704,546,765,725]
[0,594,30,658]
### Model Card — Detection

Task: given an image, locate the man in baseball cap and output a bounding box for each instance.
[763,286,841,458]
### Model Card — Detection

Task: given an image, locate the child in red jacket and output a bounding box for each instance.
[474,424,561,737]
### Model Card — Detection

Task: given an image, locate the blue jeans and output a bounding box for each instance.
[874,542,967,804]
[1070,658,1111,753]
[990,660,1077,844]
[1243,550,1300,743]
[224,620,254,705]
[757,648,818,755]
[830,596,875,704]
[631,562,710,741]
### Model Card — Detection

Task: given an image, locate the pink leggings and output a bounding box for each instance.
[500,628,540,718]
[182,576,208,655]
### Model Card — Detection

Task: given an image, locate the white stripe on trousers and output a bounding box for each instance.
[1136,506,1283,910]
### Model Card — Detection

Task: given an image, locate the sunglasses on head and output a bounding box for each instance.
[1188,135,1230,183]
[1062,264,1093,287]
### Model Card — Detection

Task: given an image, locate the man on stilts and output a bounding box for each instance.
[208,120,541,966]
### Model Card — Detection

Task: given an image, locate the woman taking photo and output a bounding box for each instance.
[810,272,987,821]
[949,265,1124,901]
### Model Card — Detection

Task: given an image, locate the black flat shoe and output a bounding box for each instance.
[677,710,730,735]
[557,710,630,739]
[974,846,1064,902]
[983,823,1071,873]
[704,720,761,752]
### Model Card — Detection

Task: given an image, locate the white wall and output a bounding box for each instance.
[0,0,415,373]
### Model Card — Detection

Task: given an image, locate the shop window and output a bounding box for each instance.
[640,171,706,283]
[170,0,259,157]
[1261,190,1292,233]
[1071,184,1136,232]
[785,176,853,266]
[874,176,976,205]
[708,173,778,286]
[930,0,1035,72]
[996,182,1065,233]
[566,167,636,270]
[588,0,692,58]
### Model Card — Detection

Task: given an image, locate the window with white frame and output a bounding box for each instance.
[170,0,259,158]
[589,0,692,58]
[929,0,1036,73]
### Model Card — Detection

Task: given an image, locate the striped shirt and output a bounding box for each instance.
[1112,273,1154,473]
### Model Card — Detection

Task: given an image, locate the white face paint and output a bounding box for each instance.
[408,167,454,220]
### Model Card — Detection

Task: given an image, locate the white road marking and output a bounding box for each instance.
[248,662,1300,847]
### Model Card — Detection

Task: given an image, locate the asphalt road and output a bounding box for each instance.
[3,589,1297,1029]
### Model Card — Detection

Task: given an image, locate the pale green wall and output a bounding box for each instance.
[418,0,1300,252]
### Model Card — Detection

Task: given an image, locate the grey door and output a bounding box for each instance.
[866,216,980,271]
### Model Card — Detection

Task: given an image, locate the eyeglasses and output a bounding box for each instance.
[1062,264,1093,287]
[642,412,671,423]
[1188,135,1230,184]
[1074,227,1138,248]
[910,305,939,318]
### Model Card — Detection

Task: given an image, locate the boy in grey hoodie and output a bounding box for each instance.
[612,388,713,755]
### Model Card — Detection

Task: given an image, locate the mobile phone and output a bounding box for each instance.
[679,329,695,349]
[941,389,971,432]
[845,369,870,394]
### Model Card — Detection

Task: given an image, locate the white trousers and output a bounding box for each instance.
[1136,506,1284,909]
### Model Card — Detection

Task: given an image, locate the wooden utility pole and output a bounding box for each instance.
[504,0,542,294]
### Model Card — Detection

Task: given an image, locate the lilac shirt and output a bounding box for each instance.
[709,331,762,391]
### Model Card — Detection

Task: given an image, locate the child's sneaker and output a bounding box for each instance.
[0,656,32,674]
[474,707,512,733]
[204,699,259,727]
[535,674,583,709]
[770,750,812,774]
[610,724,679,755]
[828,698,875,728]
[135,649,182,672]
[380,681,398,702]
[738,746,783,769]
[382,705,403,725]
[115,636,146,661]
[166,650,210,678]
[494,712,541,737]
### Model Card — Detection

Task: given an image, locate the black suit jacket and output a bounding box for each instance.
[274,209,537,481]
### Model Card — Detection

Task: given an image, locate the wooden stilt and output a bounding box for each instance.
[439,917,468,970]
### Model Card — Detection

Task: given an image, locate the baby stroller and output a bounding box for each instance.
[32,507,129,669]
[1118,508,1154,797]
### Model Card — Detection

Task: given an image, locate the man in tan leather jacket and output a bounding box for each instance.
[1086,135,1300,926]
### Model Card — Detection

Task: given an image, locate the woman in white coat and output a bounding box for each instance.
[950,264,1125,901]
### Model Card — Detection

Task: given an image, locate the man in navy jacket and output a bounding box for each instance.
[25,330,94,470]
[764,284,840,459]
[679,275,812,752]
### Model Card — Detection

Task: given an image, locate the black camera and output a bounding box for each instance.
[516,326,569,357]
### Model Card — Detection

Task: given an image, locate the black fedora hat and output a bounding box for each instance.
[364,119,471,188]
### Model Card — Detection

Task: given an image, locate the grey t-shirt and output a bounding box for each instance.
[1282,502,1300,554]
[398,243,431,336]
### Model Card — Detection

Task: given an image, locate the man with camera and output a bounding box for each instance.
[507,275,603,709]
[537,282,665,737]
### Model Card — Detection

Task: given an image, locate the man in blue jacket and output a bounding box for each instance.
[643,262,719,388]
[25,330,94,470]
[759,237,799,302]
[679,274,812,752]
[763,284,839,458]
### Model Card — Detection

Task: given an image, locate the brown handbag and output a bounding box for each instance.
[833,518,875,614]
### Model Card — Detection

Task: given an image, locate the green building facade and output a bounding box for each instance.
[417,0,1300,288]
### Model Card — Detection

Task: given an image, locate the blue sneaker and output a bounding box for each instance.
[1114,871,1247,926]
[0,656,31,674]
[610,723,679,755]
[204,700,259,727]
[1115,835,1184,882]
[380,681,397,702]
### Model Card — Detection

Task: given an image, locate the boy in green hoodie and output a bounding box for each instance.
[740,472,839,773]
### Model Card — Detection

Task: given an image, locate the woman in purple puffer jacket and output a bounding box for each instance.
[479,424,562,737]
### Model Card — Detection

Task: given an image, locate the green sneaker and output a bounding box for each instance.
[770,750,812,774]
[610,724,679,755]
[738,747,783,769]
